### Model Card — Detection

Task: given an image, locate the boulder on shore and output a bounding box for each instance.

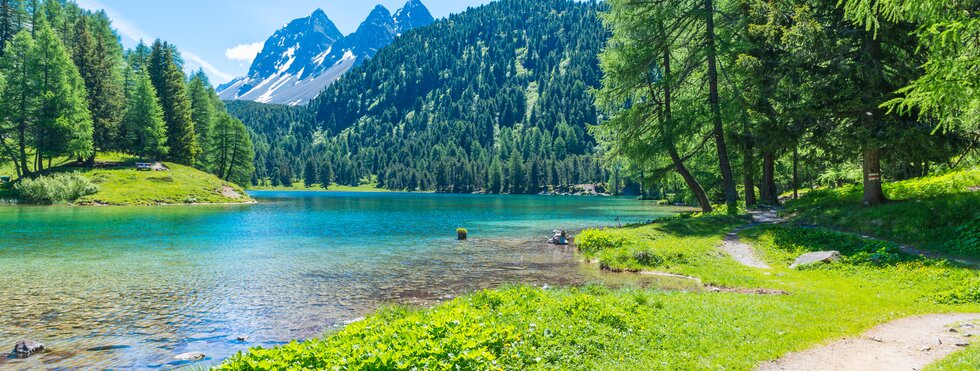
[174,351,206,361]
[13,340,45,357]
[790,251,841,269]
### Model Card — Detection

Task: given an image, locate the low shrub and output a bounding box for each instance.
[575,228,626,255]
[15,172,99,204]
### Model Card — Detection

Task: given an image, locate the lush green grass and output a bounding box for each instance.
[74,162,251,205]
[784,168,980,260]
[219,216,979,369]
[927,345,980,371]
[251,182,394,193]
[2,153,252,205]
[218,171,979,370]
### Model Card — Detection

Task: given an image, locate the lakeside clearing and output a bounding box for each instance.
[220,169,980,370]
[1,153,253,206]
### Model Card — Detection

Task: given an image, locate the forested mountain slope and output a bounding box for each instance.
[237,0,613,193]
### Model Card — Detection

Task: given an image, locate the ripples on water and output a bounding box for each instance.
[0,192,694,369]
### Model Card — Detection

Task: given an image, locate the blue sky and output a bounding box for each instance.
[75,0,495,84]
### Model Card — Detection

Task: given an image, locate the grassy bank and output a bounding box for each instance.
[784,169,980,261]
[1,153,252,206]
[219,171,979,370]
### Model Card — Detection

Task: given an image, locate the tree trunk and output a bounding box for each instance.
[862,29,887,207]
[704,0,738,212]
[669,146,712,213]
[662,36,710,213]
[742,128,756,208]
[18,124,28,176]
[862,144,885,206]
[792,145,799,200]
[761,151,778,204]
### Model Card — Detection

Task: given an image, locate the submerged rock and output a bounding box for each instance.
[13,340,45,357]
[174,351,206,361]
[790,251,841,269]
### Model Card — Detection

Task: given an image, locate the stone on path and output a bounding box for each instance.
[13,340,45,357]
[790,251,841,269]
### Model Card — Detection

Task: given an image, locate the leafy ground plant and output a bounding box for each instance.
[15,172,99,204]
[219,171,979,370]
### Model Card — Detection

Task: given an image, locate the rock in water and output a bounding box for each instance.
[790,251,841,269]
[13,340,45,357]
[174,351,206,361]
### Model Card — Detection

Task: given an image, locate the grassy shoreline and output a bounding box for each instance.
[218,169,979,370]
[1,154,255,206]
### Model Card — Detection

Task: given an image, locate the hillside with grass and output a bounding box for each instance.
[1,153,251,206]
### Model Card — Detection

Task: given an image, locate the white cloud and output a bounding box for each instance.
[225,42,264,63]
[183,50,235,82]
[75,0,235,83]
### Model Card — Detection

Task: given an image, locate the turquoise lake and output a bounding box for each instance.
[0,192,692,369]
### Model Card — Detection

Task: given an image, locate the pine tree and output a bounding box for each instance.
[319,161,334,189]
[72,15,123,164]
[123,72,167,160]
[32,17,92,171]
[123,41,151,96]
[148,40,197,164]
[187,69,216,167]
[208,112,254,186]
[0,30,35,177]
[303,159,317,188]
[0,0,22,56]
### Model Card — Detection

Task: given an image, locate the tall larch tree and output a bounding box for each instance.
[0,30,35,177]
[32,16,92,170]
[187,69,217,167]
[148,39,197,165]
[72,14,123,164]
[123,72,167,160]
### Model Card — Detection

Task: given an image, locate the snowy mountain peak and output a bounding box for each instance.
[218,1,433,106]
[394,0,435,33]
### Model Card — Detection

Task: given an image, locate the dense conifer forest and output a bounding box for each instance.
[233,0,619,194]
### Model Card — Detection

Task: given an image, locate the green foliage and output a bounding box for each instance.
[148,39,198,165]
[933,277,980,305]
[187,70,216,166]
[221,211,980,370]
[786,169,980,260]
[575,228,626,255]
[71,13,124,161]
[208,112,254,187]
[15,172,98,203]
[840,0,980,132]
[123,72,168,160]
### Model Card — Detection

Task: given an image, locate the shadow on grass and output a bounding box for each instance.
[654,214,749,238]
[747,224,932,268]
